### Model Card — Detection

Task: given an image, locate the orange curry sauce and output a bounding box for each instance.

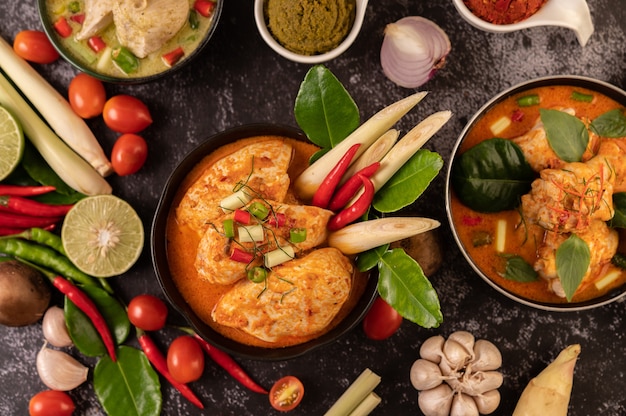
[449,85,626,304]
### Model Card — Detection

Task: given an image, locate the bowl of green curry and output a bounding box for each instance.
[254,0,367,64]
[38,0,222,83]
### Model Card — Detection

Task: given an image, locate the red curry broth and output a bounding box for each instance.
[449,85,626,304]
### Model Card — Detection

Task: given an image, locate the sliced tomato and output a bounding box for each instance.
[103,95,153,133]
[13,30,59,64]
[269,375,304,412]
[29,390,75,416]
[110,133,148,176]
[362,296,403,340]
[68,73,106,119]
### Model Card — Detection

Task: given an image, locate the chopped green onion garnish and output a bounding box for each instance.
[247,266,268,283]
[111,46,139,74]
[68,1,81,12]
[289,227,307,243]
[223,219,235,238]
[571,91,594,102]
[249,201,269,220]
[516,94,540,107]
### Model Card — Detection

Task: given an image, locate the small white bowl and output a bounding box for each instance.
[452,0,594,46]
[254,0,368,64]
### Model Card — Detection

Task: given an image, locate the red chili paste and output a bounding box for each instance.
[463,0,549,25]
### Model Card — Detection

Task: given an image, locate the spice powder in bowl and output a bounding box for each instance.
[264,0,356,56]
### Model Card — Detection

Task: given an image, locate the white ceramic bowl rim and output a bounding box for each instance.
[254,0,368,64]
[445,75,626,312]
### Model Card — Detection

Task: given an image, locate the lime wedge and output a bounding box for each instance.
[0,105,24,181]
[62,195,144,277]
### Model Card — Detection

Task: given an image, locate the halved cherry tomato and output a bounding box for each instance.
[362,296,403,340]
[127,294,168,331]
[111,133,148,176]
[167,335,205,383]
[102,95,153,133]
[269,375,304,412]
[13,30,59,64]
[68,73,106,119]
[29,390,75,416]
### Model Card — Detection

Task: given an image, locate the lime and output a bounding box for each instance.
[62,195,144,277]
[0,105,24,181]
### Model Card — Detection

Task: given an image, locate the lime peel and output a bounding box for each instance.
[0,105,24,181]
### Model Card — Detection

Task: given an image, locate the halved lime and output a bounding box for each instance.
[0,105,24,181]
[62,195,144,277]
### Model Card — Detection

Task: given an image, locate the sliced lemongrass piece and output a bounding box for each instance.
[238,224,265,243]
[490,115,511,136]
[495,219,507,253]
[595,270,621,291]
[341,129,399,184]
[348,392,382,416]
[324,368,381,416]
[264,246,295,268]
[220,189,253,213]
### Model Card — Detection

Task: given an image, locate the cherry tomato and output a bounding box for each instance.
[103,95,153,133]
[13,30,59,64]
[68,73,106,119]
[111,133,148,176]
[166,335,205,383]
[127,294,168,331]
[362,296,403,340]
[269,375,304,412]
[29,390,75,416]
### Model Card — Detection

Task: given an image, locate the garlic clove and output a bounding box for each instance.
[410,358,444,391]
[471,339,502,371]
[447,331,475,353]
[36,342,88,391]
[474,389,501,415]
[42,306,73,348]
[443,339,473,370]
[419,335,445,364]
[461,370,504,396]
[417,383,454,416]
[450,392,480,416]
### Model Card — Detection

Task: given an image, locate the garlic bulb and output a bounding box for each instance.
[36,342,88,391]
[42,306,73,347]
[411,331,503,416]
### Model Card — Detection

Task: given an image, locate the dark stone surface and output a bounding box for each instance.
[1,0,625,415]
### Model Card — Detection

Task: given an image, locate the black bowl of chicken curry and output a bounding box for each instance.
[38,0,222,83]
[151,124,378,360]
[446,75,626,311]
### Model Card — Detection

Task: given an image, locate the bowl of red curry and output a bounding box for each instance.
[446,75,626,311]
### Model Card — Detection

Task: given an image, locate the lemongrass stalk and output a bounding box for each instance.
[0,72,112,195]
[294,92,428,201]
[348,392,382,416]
[595,270,621,290]
[0,36,113,176]
[328,217,440,255]
[324,368,381,416]
[495,219,507,253]
[340,129,399,184]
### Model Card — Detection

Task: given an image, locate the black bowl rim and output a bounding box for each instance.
[445,75,626,312]
[37,0,223,84]
[151,123,379,361]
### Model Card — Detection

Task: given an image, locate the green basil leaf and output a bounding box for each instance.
[502,255,538,282]
[377,249,442,328]
[94,346,162,416]
[590,108,626,138]
[294,65,359,148]
[65,285,130,357]
[610,192,626,228]
[451,138,535,212]
[373,150,443,213]
[540,108,589,162]
[356,244,389,272]
[556,234,590,301]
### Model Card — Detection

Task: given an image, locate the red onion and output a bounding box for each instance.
[380,16,451,89]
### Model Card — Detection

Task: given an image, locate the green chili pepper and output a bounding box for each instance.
[247,266,268,283]
[571,91,594,102]
[68,1,81,13]
[223,219,235,238]
[248,202,269,220]
[289,228,307,243]
[111,47,139,74]
[189,10,200,30]
[516,94,540,107]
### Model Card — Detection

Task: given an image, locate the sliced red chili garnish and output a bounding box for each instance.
[230,247,254,263]
[88,36,106,53]
[162,47,185,67]
[194,0,216,17]
[53,17,72,38]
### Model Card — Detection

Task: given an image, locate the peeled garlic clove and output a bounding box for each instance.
[461,370,504,396]
[474,389,501,414]
[36,342,88,391]
[410,358,444,390]
[471,339,502,371]
[419,335,445,364]
[418,383,453,416]
[450,393,479,416]
[443,339,472,370]
[42,306,73,348]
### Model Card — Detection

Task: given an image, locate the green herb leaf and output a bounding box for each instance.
[377,249,442,328]
[610,192,626,228]
[556,234,590,301]
[65,285,130,357]
[94,346,162,416]
[540,108,589,162]
[356,244,389,272]
[502,255,538,282]
[22,139,81,198]
[294,65,360,149]
[590,108,626,138]
[451,138,535,212]
[373,149,443,213]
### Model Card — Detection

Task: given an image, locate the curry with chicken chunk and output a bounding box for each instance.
[450,85,626,304]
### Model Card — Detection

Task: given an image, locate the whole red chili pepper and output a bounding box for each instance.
[327,174,375,231]
[137,329,204,409]
[0,210,61,229]
[311,143,361,209]
[0,195,73,217]
[193,334,268,394]
[51,275,117,362]
[0,226,24,236]
[0,184,56,196]
[327,162,381,212]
